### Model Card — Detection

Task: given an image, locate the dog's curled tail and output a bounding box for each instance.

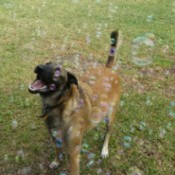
[105,30,120,68]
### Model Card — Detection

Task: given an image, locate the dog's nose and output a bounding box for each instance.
[34,65,44,73]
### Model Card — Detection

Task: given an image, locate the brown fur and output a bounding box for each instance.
[29,31,121,175]
[43,65,121,175]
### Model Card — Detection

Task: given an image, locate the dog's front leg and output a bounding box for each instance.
[49,129,63,169]
[68,128,83,175]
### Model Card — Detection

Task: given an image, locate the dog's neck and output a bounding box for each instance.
[39,84,80,118]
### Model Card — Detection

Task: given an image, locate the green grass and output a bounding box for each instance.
[0,0,175,174]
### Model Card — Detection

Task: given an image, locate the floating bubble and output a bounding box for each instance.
[60,172,67,175]
[96,31,102,38]
[21,167,32,175]
[87,152,96,160]
[129,125,135,133]
[96,0,102,3]
[61,44,66,51]
[35,27,46,37]
[120,100,124,107]
[122,136,132,149]
[86,34,91,45]
[3,3,13,9]
[146,97,152,106]
[30,123,37,130]
[97,168,103,174]
[56,138,63,148]
[159,128,166,138]
[139,121,146,131]
[72,0,80,3]
[172,2,175,12]
[104,116,109,123]
[166,122,173,131]
[9,96,14,103]
[131,33,155,66]
[148,129,153,135]
[128,166,143,175]
[97,159,103,165]
[168,101,175,117]
[4,154,9,162]
[12,120,18,130]
[38,163,44,171]
[81,143,89,153]
[162,44,169,53]
[146,15,153,22]
[86,160,94,167]
[93,133,99,140]
[15,149,25,163]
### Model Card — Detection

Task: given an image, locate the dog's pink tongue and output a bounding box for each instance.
[31,80,45,89]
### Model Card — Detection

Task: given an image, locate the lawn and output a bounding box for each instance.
[0,0,175,174]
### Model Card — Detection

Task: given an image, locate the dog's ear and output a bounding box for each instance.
[67,72,78,87]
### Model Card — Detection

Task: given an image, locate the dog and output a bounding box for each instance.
[28,31,121,175]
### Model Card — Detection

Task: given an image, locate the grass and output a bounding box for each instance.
[0,0,175,174]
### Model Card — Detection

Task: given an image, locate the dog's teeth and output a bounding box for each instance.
[28,84,36,91]
[49,160,59,169]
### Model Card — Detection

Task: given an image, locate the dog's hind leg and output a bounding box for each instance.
[101,105,116,158]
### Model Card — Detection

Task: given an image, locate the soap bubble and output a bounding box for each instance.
[12,120,18,130]
[166,122,173,131]
[35,26,46,37]
[60,171,67,175]
[97,168,103,174]
[72,0,80,3]
[20,167,32,175]
[168,101,175,117]
[17,149,25,159]
[146,97,152,106]
[122,136,132,149]
[86,34,91,45]
[96,31,102,38]
[162,44,169,53]
[172,1,175,12]
[129,125,135,133]
[9,96,14,103]
[87,152,96,160]
[96,0,102,3]
[146,15,153,22]
[139,121,146,131]
[86,160,94,167]
[15,149,25,163]
[131,33,155,66]
[4,154,9,162]
[30,123,37,130]
[3,3,13,9]
[159,128,166,138]
[81,143,89,153]
[128,166,143,175]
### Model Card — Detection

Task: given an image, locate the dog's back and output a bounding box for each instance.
[79,31,121,127]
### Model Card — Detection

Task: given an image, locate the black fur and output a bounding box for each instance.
[67,72,78,88]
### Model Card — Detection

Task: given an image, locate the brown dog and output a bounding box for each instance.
[28,31,121,175]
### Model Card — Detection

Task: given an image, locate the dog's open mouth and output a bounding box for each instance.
[29,79,48,93]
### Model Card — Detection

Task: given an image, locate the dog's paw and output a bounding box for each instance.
[49,160,60,169]
[101,146,109,159]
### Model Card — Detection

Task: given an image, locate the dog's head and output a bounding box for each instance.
[28,62,78,95]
